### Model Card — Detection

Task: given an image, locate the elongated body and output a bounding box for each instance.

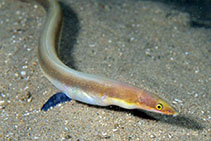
[37,0,178,115]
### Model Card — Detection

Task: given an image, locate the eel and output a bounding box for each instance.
[36,0,178,116]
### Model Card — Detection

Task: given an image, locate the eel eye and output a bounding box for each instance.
[156,103,163,111]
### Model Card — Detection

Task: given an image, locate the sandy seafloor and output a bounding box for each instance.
[0,0,210,140]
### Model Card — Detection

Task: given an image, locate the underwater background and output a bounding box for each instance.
[0,0,210,140]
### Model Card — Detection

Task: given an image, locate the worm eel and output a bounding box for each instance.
[36,0,178,115]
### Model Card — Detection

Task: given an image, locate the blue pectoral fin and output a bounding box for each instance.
[41,92,71,111]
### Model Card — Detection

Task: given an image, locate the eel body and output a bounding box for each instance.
[37,0,178,115]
